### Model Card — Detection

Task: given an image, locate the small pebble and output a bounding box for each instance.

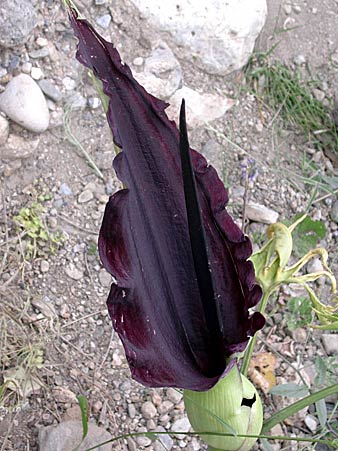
[68,92,87,110]
[127,437,137,451]
[321,334,338,355]
[246,202,279,224]
[157,400,174,415]
[31,67,44,80]
[78,189,94,203]
[21,62,32,74]
[133,57,144,66]
[291,328,307,344]
[96,14,111,29]
[0,114,9,145]
[171,417,190,438]
[294,54,306,65]
[38,79,62,102]
[29,48,50,59]
[47,217,58,229]
[141,401,157,419]
[59,183,72,196]
[62,76,77,90]
[146,419,156,430]
[283,4,292,14]
[307,258,324,274]
[9,55,21,70]
[65,264,83,281]
[167,388,183,404]
[92,400,103,413]
[292,5,301,14]
[36,37,48,47]
[154,426,174,450]
[127,403,136,419]
[135,427,152,447]
[40,260,50,273]
[88,97,101,109]
[305,414,318,432]
[60,304,70,319]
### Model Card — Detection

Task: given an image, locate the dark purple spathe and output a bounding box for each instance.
[69,10,265,391]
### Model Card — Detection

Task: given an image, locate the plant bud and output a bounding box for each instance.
[183,365,263,451]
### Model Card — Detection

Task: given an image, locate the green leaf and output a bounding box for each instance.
[315,356,327,386]
[269,383,309,398]
[315,399,327,429]
[286,296,313,331]
[262,383,338,433]
[289,214,326,257]
[78,395,89,440]
[260,438,276,451]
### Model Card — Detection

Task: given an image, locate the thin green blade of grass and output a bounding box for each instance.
[247,57,338,162]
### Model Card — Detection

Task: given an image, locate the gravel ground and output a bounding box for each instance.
[0,1,337,450]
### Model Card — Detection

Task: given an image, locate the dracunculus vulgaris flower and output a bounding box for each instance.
[68,8,266,450]
[69,8,264,392]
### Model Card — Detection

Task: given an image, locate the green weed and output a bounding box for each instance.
[246,53,338,163]
[14,202,63,259]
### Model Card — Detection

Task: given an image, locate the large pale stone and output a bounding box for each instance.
[0,74,49,133]
[134,42,182,99]
[38,421,112,451]
[130,0,267,75]
[0,0,37,48]
[166,86,234,129]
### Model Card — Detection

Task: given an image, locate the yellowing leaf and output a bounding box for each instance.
[248,352,277,394]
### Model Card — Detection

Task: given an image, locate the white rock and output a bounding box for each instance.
[62,76,77,91]
[65,264,84,281]
[0,74,49,133]
[134,42,182,99]
[154,426,174,450]
[166,387,183,405]
[96,14,111,29]
[321,334,338,356]
[0,134,40,160]
[133,56,144,66]
[0,114,9,146]
[40,260,50,273]
[171,417,191,438]
[31,67,44,80]
[38,420,112,451]
[167,86,234,129]
[141,401,157,419]
[304,414,318,433]
[129,0,267,75]
[78,189,94,203]
[246,202,279,224]
[307,258,324,274]
[21,62,32,74]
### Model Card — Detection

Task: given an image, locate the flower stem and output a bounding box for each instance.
[241,288,272,376]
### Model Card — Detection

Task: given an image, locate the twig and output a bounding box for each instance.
[312,188,338,205]
[63,107,105,181]
[60,335,94,358]
[61,309,106,329]
[258,335,310,389]
[56,213,98,235]
[98,329,115,372]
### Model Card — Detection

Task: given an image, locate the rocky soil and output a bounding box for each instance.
[0,1,337,451]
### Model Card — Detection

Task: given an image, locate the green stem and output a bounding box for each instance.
[262,383,338,433]
[241,288,272,376]
[82,430,334,451]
